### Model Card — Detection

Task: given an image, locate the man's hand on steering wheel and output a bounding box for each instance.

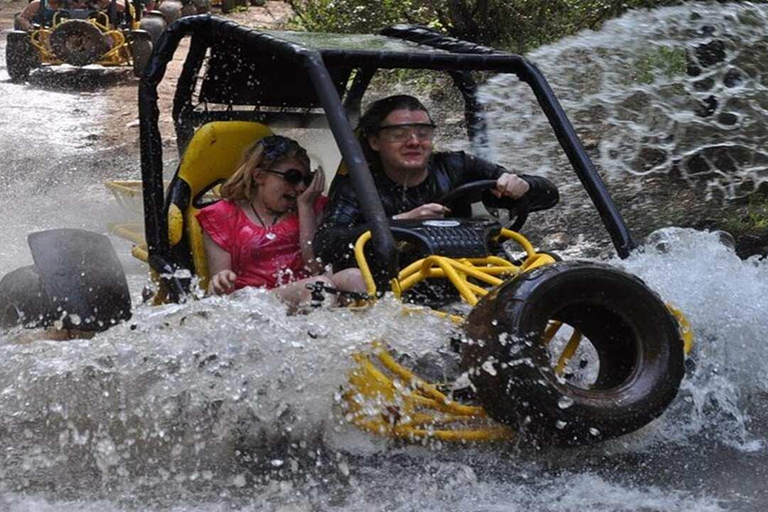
[492,172,530,199]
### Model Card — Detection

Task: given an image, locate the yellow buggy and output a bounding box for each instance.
[5,0,154,82]
[0,16,692,447]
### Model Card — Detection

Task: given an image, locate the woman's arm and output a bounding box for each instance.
[297,170,326,274]
[203,231,237,295]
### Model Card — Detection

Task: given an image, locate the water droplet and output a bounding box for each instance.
[555,420,567,429]
[558,396,574,409]
[589,427,601,436]
[270,459,284,467]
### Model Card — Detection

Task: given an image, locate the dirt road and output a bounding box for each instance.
[0,1,292,276]
[0,0,293,155]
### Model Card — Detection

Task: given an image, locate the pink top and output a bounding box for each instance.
[196,197,327,290]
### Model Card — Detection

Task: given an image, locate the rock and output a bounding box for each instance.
[694,95,718,117]
[724,68,742,87]
[717,112,739,126]
[695,40,726,67]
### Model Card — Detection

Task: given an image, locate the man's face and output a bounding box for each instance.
[368,109,434,175]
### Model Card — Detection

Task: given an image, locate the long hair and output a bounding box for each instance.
[356,95,432,171]
[220,135,310,202]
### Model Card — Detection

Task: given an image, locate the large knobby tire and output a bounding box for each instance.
[49,19,110,66]
[5,32,40,83]
[461,261,685,446]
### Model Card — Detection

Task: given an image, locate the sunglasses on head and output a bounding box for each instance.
[261,136,298,160]
[263,168,315,187]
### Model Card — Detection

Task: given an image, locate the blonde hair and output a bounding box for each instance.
[220,135,311,202]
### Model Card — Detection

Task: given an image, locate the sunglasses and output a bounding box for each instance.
[263,168,315,187]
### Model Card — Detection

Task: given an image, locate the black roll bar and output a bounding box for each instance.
[139,15,399,284]
[382,25,636,257]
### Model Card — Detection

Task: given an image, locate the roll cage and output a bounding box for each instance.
[138,15,635,294]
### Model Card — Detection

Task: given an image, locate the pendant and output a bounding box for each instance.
[265,232,277,241]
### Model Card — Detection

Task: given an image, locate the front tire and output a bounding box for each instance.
[6,31,39,83]
[48,20,110,66]
[461,261,685,445]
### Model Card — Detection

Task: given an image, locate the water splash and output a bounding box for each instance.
[612,228,768,450]
[477,4,768,201]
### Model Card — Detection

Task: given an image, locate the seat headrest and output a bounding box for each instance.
[177,121,274,198]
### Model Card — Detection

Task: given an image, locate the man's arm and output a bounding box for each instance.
[458,152,559,212]
[95,0,126,12]
[16,1,41,31]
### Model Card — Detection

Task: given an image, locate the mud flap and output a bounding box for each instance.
[26,229,131,331]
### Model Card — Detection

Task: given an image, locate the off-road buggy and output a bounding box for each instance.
[0,16,692,446]
[6,0,154,82]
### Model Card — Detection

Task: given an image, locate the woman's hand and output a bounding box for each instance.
[393,203,451,220]
[298,168,326,209]
[209,270,237,295]
[493,173,529,199]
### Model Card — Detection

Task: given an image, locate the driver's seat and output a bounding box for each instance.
[163,121,273,292]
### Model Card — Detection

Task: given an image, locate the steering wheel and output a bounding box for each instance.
[437,179,529,232]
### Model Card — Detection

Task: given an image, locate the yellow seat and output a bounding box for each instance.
[165,121,273,291]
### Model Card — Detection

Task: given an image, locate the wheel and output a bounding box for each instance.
[461,261,685,445]
[437,179,529,231]
[138,11,167,44]
[157,0,183,24]
[0,265,54,329]
[48,19,110,66]
[220,0,235,14]
[131,34,152,78]
[5,32,39,83]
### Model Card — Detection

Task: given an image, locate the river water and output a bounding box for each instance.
[2,4,768,511]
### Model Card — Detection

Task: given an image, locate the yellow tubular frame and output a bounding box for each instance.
[344,225,694,442]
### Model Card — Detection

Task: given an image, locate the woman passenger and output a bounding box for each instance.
[196,135,363,307]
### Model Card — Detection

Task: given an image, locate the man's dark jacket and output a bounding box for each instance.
[314,151,559,267]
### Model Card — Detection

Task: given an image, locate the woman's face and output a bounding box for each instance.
[253,156,311,213]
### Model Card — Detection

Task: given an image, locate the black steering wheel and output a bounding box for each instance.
[437,179,529,232]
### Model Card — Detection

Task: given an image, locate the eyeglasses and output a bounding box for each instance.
[263,168,314,187]
[261,136,298,160]
[377,123,436,143]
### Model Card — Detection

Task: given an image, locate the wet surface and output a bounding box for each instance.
[1,7,768,511]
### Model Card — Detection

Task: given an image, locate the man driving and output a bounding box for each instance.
[314,94,560,268]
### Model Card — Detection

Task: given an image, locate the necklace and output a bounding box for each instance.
[250,201,280,240]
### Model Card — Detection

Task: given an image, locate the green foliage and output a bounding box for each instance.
[634,46,687,84]
[723,192,768,235]
[286,0,435,33]
[286,0,690,52]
